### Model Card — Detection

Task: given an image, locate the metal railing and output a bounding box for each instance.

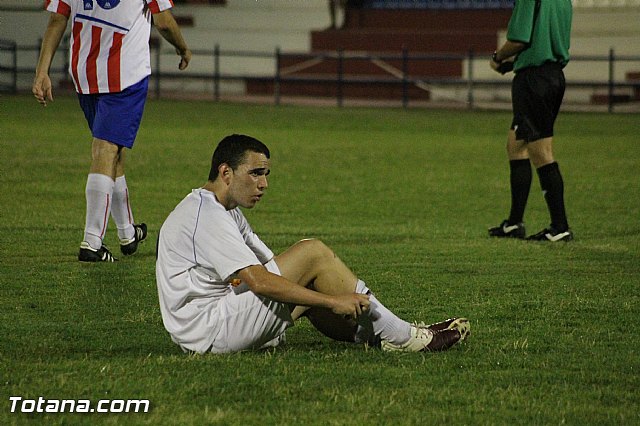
[0,39,19,93]
[135,44,640,112]
[2,38,639,112]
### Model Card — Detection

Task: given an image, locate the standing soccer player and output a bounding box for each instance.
[488,0,573,242]
[33,0,192,261]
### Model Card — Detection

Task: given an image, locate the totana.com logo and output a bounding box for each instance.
[9,396,150,413]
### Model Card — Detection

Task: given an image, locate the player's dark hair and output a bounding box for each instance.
[208,134,270,181]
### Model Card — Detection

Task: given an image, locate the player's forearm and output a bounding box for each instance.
[153,11,189,54]
[238,265,336,310]
[495,40,526,62]
[36,14,68,75]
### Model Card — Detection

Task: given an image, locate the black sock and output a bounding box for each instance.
[508,159,532,225]
[537,162,569,232]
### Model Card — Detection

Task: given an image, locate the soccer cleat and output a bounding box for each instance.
[120,223,147,255]
[381,323,466,353]
[423,317,471,341]
[381,325,433,352]
[424,329,466,351]
[258,332,286,350]
[78,242,117,262]
[526,226,573,242]
[489,220,526,239]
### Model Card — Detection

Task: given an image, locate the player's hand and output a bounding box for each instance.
[177,48,191,70]
[330,293,370,319]
[495,60,514,75]
[32,74,53,107]
[490,53,514,75]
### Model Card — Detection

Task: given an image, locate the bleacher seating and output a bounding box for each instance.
[245,5,512,100]
[243,1,640,104]
[1,0,638,104]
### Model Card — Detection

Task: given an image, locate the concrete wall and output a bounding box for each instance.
[1,0,638,103]
[0,0,329,93]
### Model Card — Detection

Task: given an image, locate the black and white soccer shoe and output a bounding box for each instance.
[489,220,526,239]
[526,226,573,242]
[120,223,147,255]
[78,242,117,262]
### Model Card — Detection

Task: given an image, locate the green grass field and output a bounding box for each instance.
[1,94,638,425]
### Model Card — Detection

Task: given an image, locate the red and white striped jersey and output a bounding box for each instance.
[44,0,174,94]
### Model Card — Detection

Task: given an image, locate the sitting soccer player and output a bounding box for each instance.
[155,134,470,354]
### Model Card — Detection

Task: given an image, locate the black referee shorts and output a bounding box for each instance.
[511,62,566,142]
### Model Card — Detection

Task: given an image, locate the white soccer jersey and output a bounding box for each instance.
[45,0,174,94]
[156,188,276,353]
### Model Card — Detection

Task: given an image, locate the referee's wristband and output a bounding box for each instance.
[492,51,501,63]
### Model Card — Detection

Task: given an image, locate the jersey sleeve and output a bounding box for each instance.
[193,206,263,282]
[231,209,275,264]
[145,0,174,14]
[506,0,537,44]
[44,0,71,17]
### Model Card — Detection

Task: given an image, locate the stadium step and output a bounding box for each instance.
[245,7,511,99]
[245,74,431,101]
[589,71,640,104]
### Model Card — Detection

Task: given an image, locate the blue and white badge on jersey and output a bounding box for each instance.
[84,0,93,10]
[96,0,121,9]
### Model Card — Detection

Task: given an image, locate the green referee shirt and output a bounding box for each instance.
[507,0,572,71]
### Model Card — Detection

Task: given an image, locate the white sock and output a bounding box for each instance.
[84,173,114,250]
[355,279,411,345]
[111,175,135,241]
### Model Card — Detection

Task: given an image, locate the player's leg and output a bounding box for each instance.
[523,64,571,241]
[111,149,147,255]
[111,150,134,242]
[89,137,120,177]
[488,130,530,238]
[489,72,533,239]
[78,137,118,261]
[525,136,554,168]
[274,238,357,296]
[83,77,149,259]
[506,130,532,227]
[76,93,116,260]
[275,239,468,350]
[274,239,400,344]
[526,136,571,240]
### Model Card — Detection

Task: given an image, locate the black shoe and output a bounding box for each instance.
[78,242,117,262]
[120,223,147,255]
[489,220,526,239]
[526,226,573,242]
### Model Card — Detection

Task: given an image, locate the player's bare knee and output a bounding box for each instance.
[530,151,554,167]
[92,140,119,160]
[296,238,335,266]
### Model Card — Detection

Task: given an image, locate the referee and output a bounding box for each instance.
[488,0,573,242]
